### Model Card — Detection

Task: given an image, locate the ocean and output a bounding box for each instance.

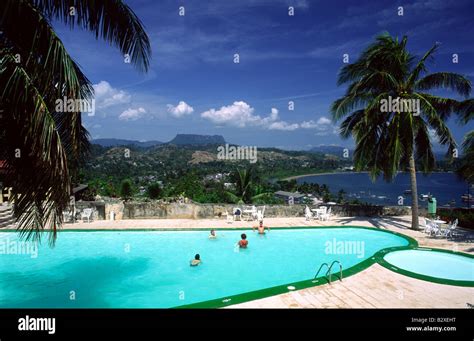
[296,172,472,208]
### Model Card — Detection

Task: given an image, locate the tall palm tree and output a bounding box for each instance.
[331,33,471,230]
[0,0,151,243]
[457,131,474,184]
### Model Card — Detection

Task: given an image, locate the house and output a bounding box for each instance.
[274,191,305,204]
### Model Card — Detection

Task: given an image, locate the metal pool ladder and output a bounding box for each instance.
[314,260,343,284]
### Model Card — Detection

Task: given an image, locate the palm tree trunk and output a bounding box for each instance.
[408,153,419,230]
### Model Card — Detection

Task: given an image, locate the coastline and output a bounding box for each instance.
[283,171,367,181]
[282,170,456,181]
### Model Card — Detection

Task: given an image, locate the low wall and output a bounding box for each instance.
[119,202,411,220]
[74,200,412,221]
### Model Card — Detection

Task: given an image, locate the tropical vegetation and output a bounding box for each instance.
[331,33,472,229]
[0,0,151,243]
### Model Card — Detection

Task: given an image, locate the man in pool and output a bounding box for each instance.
[209,229,217,239]
[253,220,269,235]
[238,233,248,248]
[190,254,201,266]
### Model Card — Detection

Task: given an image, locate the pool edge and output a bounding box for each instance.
[377,247,474,288]
[174,226,419,309]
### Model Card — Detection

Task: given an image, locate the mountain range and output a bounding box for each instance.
[91,134,226,148]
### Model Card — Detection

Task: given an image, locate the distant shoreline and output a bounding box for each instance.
[283,171,365,181]
[282,170,454,181]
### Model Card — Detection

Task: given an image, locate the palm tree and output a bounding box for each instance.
[0,0,151,243]
[331,33,471,230]
[226,167,271,204]
[457,129,474,184]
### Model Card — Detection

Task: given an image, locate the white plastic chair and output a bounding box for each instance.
[233,207,242,221]
[304,206,314,221]
[81,208,93,223]
[319,207,332,221]
[444,219,459,238]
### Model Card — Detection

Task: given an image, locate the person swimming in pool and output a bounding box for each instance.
[209,229,217,239]
[190,254,201,266]
[253,220,269,235]
[238,233,248,248]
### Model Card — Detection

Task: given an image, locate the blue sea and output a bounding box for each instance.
[296,172,472,207]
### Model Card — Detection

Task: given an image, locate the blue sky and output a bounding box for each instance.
[54,0,474,150]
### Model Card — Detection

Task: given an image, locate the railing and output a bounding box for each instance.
[314,260,343,284]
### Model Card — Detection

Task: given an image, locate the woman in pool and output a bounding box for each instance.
[190,254,201,266]
[238,233,248,248]
[209,229,217,239]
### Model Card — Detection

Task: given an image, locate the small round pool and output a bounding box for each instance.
[383,249,474,285]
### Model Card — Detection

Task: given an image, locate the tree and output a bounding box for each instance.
[457,131,474,184]
[120,179,134,200]
[0,0,151,243]
[331,33,471,229]
[226,167,272,204]
[147,183,162,200]
[337,189,346,204]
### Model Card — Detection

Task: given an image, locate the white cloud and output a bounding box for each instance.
[317,117,332,125]
[201,101,262,127]
[93,81,131,109]
[119,107,147,121]
[201,102,285,129]
[201,102,337,133]
[167,101,194,118]
[268,121,300,131]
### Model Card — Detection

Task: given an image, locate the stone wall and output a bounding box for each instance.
[119,202,411,220]
[74,200,412,221]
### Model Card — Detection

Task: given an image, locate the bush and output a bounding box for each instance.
[120,179,134,200]
[437,208,474,230]
[147,183,161,199]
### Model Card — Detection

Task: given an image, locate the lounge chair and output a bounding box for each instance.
[81,208,93,223]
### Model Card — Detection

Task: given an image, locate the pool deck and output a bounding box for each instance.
[8,215,474,309]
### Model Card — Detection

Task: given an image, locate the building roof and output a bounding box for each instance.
[274,191,305,198]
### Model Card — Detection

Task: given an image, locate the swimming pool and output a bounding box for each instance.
[0,227,410,308]
[383,249,474,286]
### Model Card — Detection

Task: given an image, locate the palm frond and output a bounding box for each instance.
[33,0,151,72]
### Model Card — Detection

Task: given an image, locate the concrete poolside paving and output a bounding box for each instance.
[18,215,474,308]
[229,263,474,309]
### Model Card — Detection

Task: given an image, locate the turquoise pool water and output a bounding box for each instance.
[0,228,408,308]
[384,249,474,282]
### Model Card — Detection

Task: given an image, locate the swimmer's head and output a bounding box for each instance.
[210,229,215,235]
[195,254,200,260]
[241,233,247,240]
[259,221,263,227]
